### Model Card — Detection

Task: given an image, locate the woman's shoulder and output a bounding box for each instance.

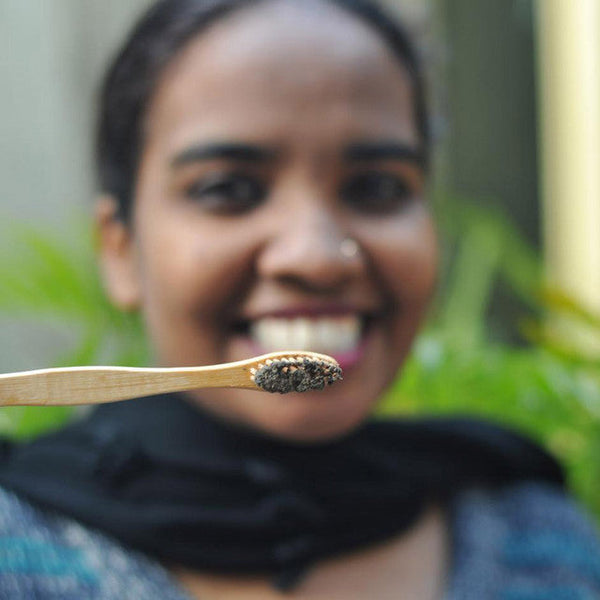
[446,481,600,599]
[0,486,189,599]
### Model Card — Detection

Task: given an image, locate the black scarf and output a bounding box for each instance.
[0,394,563,590]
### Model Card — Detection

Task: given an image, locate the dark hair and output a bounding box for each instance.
[97,0,429,221]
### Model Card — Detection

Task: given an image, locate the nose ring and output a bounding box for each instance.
[339,238,360,259]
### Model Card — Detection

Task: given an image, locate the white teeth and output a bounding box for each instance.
[249,316,361,354]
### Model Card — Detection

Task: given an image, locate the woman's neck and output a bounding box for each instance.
[171,504,450,600]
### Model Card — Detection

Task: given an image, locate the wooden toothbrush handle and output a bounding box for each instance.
[0,364,256,407]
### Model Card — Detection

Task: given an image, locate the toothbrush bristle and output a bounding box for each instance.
[253,356,343,394]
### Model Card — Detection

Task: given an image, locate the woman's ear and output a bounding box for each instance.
[95,195,141,311]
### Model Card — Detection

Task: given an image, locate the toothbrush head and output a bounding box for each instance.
[251,353,342,394]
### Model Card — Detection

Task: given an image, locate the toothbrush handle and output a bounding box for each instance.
[0,364,256,407]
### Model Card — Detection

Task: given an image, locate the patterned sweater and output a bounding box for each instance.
[0,483,598,599]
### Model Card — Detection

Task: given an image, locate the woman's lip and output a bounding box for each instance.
[239,306,379,320]
[326,333,370,370]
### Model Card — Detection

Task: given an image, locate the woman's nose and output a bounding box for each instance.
[256,210,365,292]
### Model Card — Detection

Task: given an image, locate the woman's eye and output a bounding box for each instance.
[340,172,415,214]
[184,173,266,214]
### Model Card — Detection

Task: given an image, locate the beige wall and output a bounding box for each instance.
[0,0,153,227]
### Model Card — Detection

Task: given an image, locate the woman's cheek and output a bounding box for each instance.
[146,222,257,317]
[365,211,438,305]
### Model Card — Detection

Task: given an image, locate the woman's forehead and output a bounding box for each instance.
[176,1,406,81]
[143,1,417,146]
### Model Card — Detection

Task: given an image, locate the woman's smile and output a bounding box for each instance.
[234,308,380,370]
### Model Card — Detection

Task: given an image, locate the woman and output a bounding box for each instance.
[0,0,598,598]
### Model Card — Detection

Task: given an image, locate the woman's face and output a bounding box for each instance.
[99,1,438,441]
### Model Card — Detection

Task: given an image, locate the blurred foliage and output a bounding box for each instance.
[0,221,148,438]
[0,201,598,518]
[380,197,600,519]
[523,288,600,368]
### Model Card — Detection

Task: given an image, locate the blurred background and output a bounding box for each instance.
[0,0,599,515]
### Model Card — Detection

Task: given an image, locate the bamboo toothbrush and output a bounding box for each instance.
[0,352,342,407]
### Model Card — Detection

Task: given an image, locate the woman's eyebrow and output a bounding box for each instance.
[344,142,425,166]
[171,142,279,167]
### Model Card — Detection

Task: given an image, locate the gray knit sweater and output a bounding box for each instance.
[0,483,598,599]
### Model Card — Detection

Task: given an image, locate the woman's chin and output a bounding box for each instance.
[264,394,372,442]
[189,374,379,444]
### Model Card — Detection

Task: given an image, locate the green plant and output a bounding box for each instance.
[0,222,148,438]
[379,337,600,520]
[377,197,600,519]
[523,288,600,367]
